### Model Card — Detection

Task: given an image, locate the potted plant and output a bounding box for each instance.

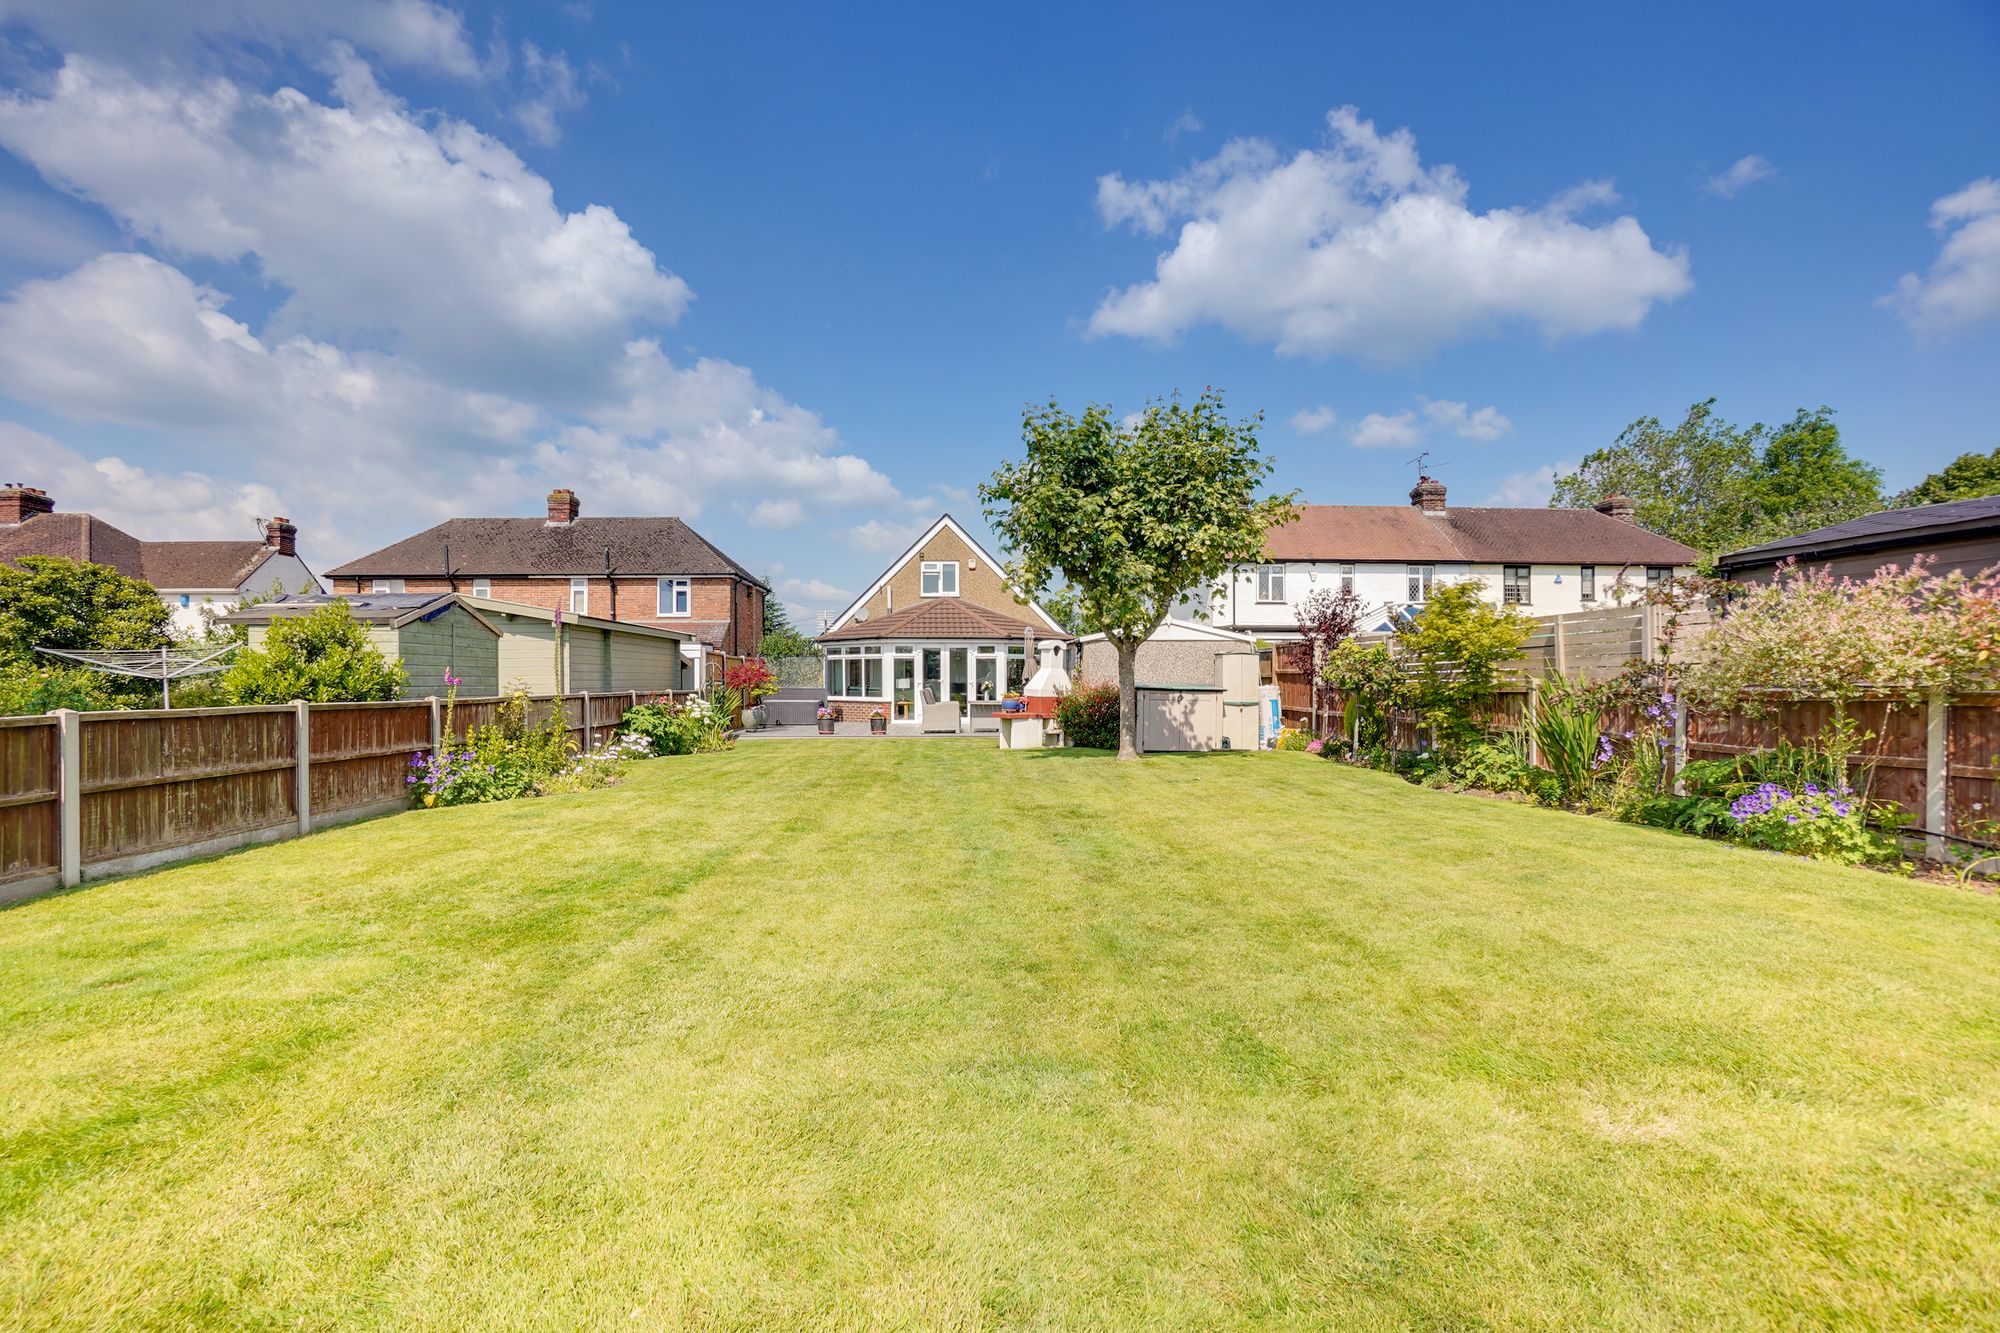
[816,705,837,734]
[726,657,779,730]
[869,706,887,735]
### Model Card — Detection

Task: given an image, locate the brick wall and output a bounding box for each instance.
[329,573,764,653]
[860,525,1037,624]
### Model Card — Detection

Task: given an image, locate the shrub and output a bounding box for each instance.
[1273,726,1317,753]
[1392,582,1533,746]
[1056,683,1120,750]
[1451,739,1530,793]
[224,602,407,704]
[1725,783,1904,866]
[1532,676,1604,808]
[621,694,729,756]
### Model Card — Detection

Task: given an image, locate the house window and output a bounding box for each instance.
[471,578,490,598]
[371,578,403,594]
[657,577,691,617]
[1503,565,1531,605]
[826,656,845,696]
[1407,564,1434,603]
[1339,562,1355,595]
[1646,566,1672,589]
[920,561,959,597]
[570,577,588,614]
[1580,565,1596,602]
[1256,564,1286,602]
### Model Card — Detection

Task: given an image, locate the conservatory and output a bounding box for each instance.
[814,598,1066,729]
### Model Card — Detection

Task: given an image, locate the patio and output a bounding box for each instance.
[737,720,988,740]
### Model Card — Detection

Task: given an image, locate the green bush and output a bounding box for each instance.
[224,602,407,703]
[1056,683,1120,750]
[620,694,729,755]
[1450,740,1530,793]
[1532,676,1604,808]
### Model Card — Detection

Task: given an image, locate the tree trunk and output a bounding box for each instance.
[1116,638,1140,761]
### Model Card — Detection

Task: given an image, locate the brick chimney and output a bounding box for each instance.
[546,487,580,525]
[264,515,298,556]
[0,484,54,525]
[1409,475,1447,514]
[1595,493,1637,523]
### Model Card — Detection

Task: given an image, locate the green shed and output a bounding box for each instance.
[222,593,501,700]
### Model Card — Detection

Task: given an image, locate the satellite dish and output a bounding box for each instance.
[855,608,868,622]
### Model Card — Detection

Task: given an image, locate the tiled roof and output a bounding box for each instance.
[326,517,766,586]
[1264,505,1699,565]
[1719,495,2000,567]
[817,597,1070,643]
[0,514,275,589]
[141,541,274,590]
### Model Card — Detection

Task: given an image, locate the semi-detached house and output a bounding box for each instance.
[1199,476,1700,640]
[324,488,766,680]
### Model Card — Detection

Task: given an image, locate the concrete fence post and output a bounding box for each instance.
[581,691,593,752]
[1552,615,1568,677]
[1671,697,1689,796]
[1926,688,1949,863]
[293,699,311,836]
[428,695,442,754]
[54,708,81,888]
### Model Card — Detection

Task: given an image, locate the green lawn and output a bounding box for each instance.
[3,742,1997,1329]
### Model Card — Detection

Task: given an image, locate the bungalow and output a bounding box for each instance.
[1194,477,1700,639]
[815,514,1069,729]
[324,488,766,681]
[0,484,322,635]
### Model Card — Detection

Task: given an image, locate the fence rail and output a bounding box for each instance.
[0,689,670,905]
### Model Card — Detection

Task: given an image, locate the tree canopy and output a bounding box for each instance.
[981,389,1296,759]
[1894,446,2000,508]
[0,556,174,711]
[221,602,408,704]
[1551,400,1882,558]
[757,586,817,659]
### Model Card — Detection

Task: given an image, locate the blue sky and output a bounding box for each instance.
[0,0,1995,625]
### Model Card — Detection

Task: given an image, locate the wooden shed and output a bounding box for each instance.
[224,593,502,699]
[461,595,692,695]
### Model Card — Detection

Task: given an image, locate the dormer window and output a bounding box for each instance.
[920,561,959,597]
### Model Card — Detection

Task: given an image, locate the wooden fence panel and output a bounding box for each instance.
[80,708,298,861]
[1946,696,2000,840]
[0,716,59,890]
[310,701,432,817]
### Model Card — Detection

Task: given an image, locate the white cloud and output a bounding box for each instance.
[1288,405,1338,434]
[0,0,483,76]
[0,56,684,389]
[1703,155,1776,198]
[513,43,587,147]
[1481,461,1571,507]
[1346,398,1509,448]
[747,498,806,530]
[843,517,930,554]
[1882,178,2000,339]
[0,422,289,541]
[1164,108,1203,143]
[1090,105,1691,360]
[0,253,904,565]
[1421,399,1512,441]
[1349,411,1423,449]
[777,576,851,603]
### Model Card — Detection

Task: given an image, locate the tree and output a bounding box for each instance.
[1287,586,1364,736]
[981,390,1297,760]
[1551,400,1882,558]
[1391,581,1534,747]
[1551,399,1761,554]
[757,588,816,659]
[221,602,408,703]
[1746,407,1882,542]
[0,556,174,709]
[1895,446,2000,508]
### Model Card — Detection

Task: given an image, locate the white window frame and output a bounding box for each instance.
[1255,564,1286,603]
[656,576,691,618]
[1646,566,1672,589]
[471,578,491,599]
[370,578,404,594]
[570,577,589,614]
[1338,562,1355,596]
[919,561,959,597]
[1503,565,1531,605]
[1579,565,1596,602]
[1406,564,1433,603]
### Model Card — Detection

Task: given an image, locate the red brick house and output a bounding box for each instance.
[324,488,767,676]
